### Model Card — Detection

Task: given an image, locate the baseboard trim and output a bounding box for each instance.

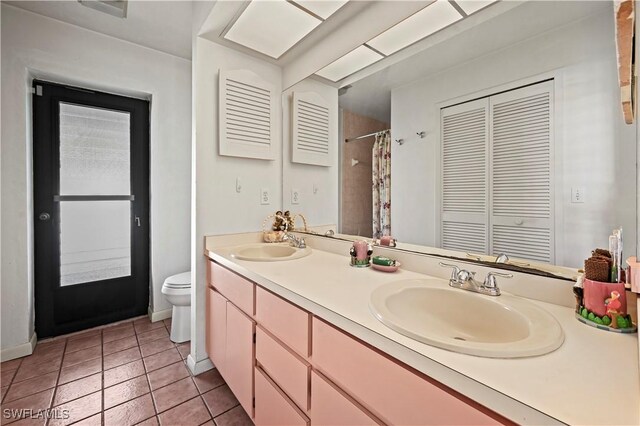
[187,354,213,375]
[1,332,37,362]
[148,306,172,323]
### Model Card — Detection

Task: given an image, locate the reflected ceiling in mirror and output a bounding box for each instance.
[324,0,636,277]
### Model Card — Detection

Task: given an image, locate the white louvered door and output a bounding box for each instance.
[441,99,489,254]
[292,91,332,166]
[490,82,554,263]
[219,69,277,160]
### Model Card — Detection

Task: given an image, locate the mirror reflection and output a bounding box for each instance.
[323,0,637,275]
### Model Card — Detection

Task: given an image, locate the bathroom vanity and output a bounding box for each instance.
[204,232,639,426]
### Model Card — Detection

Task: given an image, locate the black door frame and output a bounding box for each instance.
[33,80,150,338]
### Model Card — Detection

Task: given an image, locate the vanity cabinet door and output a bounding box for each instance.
[226,302,256,419]
[206,288,227,374]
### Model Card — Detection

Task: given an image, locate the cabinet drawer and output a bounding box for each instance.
[256,286,310,357]
[207,261,254,316]
[256,326,309,411]
[311,370,380,426]
[255,367,309,426]
[312,318,502,425]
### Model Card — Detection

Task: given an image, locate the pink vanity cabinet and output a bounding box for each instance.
[206,261,255,419]
[205,259,512,426]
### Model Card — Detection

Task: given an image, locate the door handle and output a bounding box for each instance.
[39,212,51,221]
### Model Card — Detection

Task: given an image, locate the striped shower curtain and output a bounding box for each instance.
[372,130,391,238]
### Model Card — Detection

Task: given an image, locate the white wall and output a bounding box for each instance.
[282,78,339,227]
[1,5,191,354]
[391,10,636,268]
[190,37,283,370]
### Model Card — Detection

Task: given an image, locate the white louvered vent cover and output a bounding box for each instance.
[493,225,551,263]
[219,69,276,160]
[442,221,487,254]
[492,91,551,219]
[292,91,332,167]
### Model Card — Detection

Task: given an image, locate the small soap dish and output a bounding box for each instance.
[371,256,400,273]
[372,262,401,273]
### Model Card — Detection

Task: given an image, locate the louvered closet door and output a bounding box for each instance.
[490,81,554,263]
[441,99,489,254]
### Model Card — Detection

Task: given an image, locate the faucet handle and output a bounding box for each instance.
[439,262,461,281]
[484,271,513,289]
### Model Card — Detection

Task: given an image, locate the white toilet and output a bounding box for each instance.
[161,271,191,343]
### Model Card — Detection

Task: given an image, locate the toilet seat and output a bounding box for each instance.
[162,271,191,289]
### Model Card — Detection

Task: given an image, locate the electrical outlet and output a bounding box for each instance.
[260,188,270,205]
[291,188,300,205]
[236,177,242,193]
[571,187,585,203]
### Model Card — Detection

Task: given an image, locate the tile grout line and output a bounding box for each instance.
[134,319,160,425]
[46,337,68,426]
[101,327,105,426]
[1,357,24,404]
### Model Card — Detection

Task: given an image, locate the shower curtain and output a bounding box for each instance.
[372,130,391,238]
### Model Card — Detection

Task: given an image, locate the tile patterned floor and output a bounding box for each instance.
[0,317,253,426]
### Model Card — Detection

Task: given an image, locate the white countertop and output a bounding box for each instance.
[205,234,639,425]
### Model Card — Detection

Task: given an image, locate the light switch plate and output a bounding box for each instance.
[571,187,585,203]
[260,188,270,205]
[291,188,300,205]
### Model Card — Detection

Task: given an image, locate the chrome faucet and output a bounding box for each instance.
[439,262,512,296]
[284,232,306,249]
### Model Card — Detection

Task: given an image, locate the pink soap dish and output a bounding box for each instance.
[371,262,401,273]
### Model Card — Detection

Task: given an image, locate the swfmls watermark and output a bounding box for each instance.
[2,408,70,421]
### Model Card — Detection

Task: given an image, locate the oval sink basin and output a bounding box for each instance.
[370,279,564,358]
[230,243,311,262]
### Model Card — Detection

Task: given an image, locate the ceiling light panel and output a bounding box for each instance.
[455,0,496,15]
[292,0,349,19]
[367,0,463,56]
[316,46,383,82]
[225,0,321,59]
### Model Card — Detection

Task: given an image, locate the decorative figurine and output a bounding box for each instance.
[350,240,373,267]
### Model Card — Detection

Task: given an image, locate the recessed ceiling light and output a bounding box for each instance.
[455,0,497,15]
[78,0,128,18]
[367,0,463,56]
[291,0,349,20]
[316,46,383,82]
[225,0,321,59]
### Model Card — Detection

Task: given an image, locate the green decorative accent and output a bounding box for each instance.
[581,308,588,318]
[594,317,604,325]
[372,256,395,266]
[588,312,596,321]
[602,315,611,326]
[617,315,630,329]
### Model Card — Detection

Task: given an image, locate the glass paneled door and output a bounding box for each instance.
[33,80,149,338]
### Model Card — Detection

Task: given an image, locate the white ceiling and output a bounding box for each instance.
[339,0,611,123]
[5,0,193,59]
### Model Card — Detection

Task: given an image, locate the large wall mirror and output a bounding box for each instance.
[284,0,637,280]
